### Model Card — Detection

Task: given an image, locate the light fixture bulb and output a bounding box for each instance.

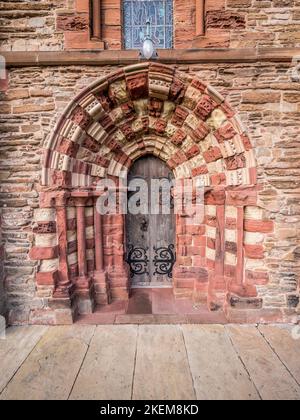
[142,39,154,60]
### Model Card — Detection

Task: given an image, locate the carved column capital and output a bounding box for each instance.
[55,191,70,207]
[72,191,92,207]
[74,196,88,207]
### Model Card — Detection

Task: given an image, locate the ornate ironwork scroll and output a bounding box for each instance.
[153,244,176,278]
[127,245,149,278]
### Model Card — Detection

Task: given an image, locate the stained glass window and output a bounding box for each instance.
[123,0,173,50]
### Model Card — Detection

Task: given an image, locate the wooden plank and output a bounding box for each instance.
[227,325,300,400]
[70,325,138,400]
[133,325,195,400]
[259,325,300,385]
[0,326,48,394]
[182,325,260,400]
[2,48,300,68]
[0,326,95,400]
[126,156,175,287]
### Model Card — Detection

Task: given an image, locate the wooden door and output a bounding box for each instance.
[126,156,176,287]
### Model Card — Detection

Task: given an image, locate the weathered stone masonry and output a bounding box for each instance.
[1,60,300,325]
[1,0,300,51]
[0,0,300,325]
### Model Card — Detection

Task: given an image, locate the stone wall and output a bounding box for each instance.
[0,60,299,324]
[0,209,5,317]
[1,0,300,51]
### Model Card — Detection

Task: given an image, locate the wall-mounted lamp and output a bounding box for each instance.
[140,20,158,60]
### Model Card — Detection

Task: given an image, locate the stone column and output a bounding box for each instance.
[93,196,110,305]
[73,194,94,314]
[75,197,88,282]
[208,204,226,310]
[236,206,245,288]
[92,0,102,39]
[104,185,129,302]
[54,192,72,299]
[196,0,205,36]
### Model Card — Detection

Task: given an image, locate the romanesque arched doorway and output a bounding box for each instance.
[30,62,272,324]
[126,155,176,288]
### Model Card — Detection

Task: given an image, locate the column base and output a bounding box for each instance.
[74,276,95,315]
[52,283,74,299]
[193,282,208,305]
[93,270,111,306]
[207,273,226,311]
[108,266,130,302]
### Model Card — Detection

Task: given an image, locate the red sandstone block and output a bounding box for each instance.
[187,246,205,256]
[205,215,217,227]
[186,145,200,160]
[205,189,226,205]
[198,268,209,282]
[225,153,246,170]
[86,238,94,249]
[249,167,257,184]
[193,236,206,246]
[57,15,89,32]
[210,173,226,186]
[106,234,123,245]
[246,270,269,286]
[178,235,193,245]
[206,258,215,269]
[192,165,209,177]
[174,279,195,289]
[171,150,188,166]
[36,270,59,287]
[203,146,223,163]
[177,256,192,266]
[39,191,59,208]
[207,237,216,250]
[69,263,79,280]
[67,240,77,254]
[65,31,105,50]
[241,133,252,151]
[193,256,206,267]
[29,246,58,260]
[226,189,257,206]
[225,217,237,229]
[186,225,206,235]
[244,244,264,259]
[225,264,236,278]
[75,0,89,12]
[194,282,209,294]
[85,215,94,227]
[171,106,189,127]
[229,284,258,298]
[110,287,129,301]
[206,0,225,11]
[67,218,77,231]
[244,219,274,233]
[177,245,187,256]
[167,158,176,170]
[214,123,237,143]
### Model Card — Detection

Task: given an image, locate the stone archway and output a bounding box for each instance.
[30,63,272,324]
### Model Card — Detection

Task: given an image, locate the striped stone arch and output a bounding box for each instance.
[42,62,256,188]
[31,63,273,325]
